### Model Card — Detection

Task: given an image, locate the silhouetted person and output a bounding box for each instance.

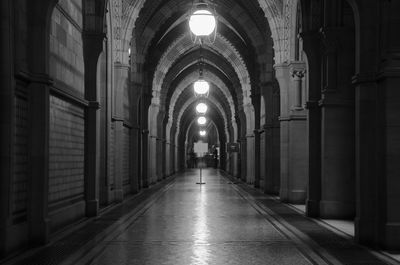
[213,149,218,168]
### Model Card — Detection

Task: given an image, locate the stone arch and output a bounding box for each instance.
[151,34,252,105]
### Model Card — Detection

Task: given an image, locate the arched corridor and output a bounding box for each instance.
[1,0,400,264]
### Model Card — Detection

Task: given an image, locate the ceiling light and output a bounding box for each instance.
[194,80,209,95]
[196,102,208,114]
[189,10,216,36]
[197,116,207,125]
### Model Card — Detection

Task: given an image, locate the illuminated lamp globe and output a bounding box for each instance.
[194,80,209,95]
[189,10,216,36]
[199,130,206,136]
[197,116,207,125]
[196,103,208,114]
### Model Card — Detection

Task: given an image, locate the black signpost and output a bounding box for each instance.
[194,141,208,184]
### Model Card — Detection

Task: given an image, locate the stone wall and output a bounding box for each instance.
[49,0,84,95]
[48,96,85,206]
[47,0,86,232]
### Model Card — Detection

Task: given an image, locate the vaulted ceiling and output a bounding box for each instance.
[123,0,276,144]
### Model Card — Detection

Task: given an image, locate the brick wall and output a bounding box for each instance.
[49,0,84,96]
[48,96,85,206]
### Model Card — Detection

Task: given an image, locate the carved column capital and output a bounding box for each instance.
[291,69,306,80]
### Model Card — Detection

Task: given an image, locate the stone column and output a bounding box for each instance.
[261,83,280,195]
[156,137,163,180]
[231,134,239,177]
[165,141,171,176]
[0,0,13,255]
[246,134,255,184]
[83,32,104,216]
[174,144,179,173]
[130,86,140,194]
[319,28,355,219]
[113,62,129,201]
[26,4,52,245]
[373,1,400,249]
[161,139,167,178]
[141,129,149,188]
[239,137,246,181]
[242,103,256,184]
[130,123,140,193]
[140,93,151,188]
[301,31,322,217]
[254,129,261,188]
[29,79,51,245]
[148,134,157,184]
[291,70,305,110]
[352,1,380,247]
[252,92,261,188]
[275,62,308,203]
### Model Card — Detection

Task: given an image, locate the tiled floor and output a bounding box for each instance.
[2,169,399,265]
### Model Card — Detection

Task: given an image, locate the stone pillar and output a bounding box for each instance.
[369,1,400,249]
[319,28,355,219]
[342,1,380,247]
[148,134,157,184]
[165,141,171,176]
[141,129,149,188]
[252,92,261,188]
[239,137,246,181]
[254,129,261,188]
[148,103,159,184]
[301,31,322,217]
[161,139,167,178]
[275,62,308,203]
[131,123,140,193]
[83,32,104,216]
[261,83,280,195]
[140,93,151,188]
[292,70,305,110]
[378,67,400,249]
[0,0,13,255]
[130,86,140,194]
[113,62,129,201]
[156,138,163,180]
[174,144,179,173]
[29,79,51,245]
[354,73,380,247]
[232,148,239,177]
[246,134,255,184]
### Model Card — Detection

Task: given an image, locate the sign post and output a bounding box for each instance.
[194,141,208,184]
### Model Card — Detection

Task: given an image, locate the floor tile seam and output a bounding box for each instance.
[225,175,396,265]
[287,209,400,265]
[58,177,178,265]
[233,182,400,265]
[221,174,339,265]
[0,176,179,265]
[105,240,291,244]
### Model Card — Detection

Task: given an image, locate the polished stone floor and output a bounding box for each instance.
[2,169,398,265]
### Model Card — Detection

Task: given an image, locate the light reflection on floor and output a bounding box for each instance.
[191,186,210,265]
